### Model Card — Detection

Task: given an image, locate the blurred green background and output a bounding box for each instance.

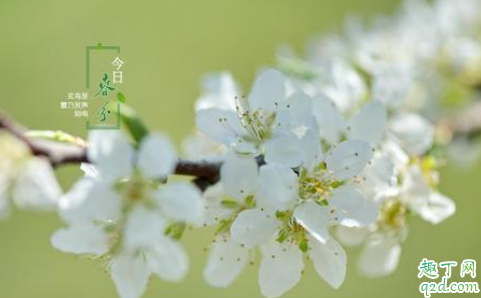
[0,0,480,297]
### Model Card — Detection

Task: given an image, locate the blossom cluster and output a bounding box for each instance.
[0,1,479,298]
[188,64,455,296]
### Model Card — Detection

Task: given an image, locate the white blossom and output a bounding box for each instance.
[341,157,455,278]
[0,132,61,219]
[195,72,241,112]
[0,0,475,296]
[203,127,379,296]
[195,69,315,158]
[51,131,204,298]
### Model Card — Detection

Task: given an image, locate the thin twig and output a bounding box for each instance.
[0,111,222,183]
[1,102,480,186]
[0,112,88,166]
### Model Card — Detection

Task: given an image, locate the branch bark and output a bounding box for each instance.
[1,102,480,188]
[0,112,88,166]
[0,111,222,186]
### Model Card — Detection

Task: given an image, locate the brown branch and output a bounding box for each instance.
[1,101,480,189]
[175,159,221,180]
[0,111,222,185]
[0,112,88,166]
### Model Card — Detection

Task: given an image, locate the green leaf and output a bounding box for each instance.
[119,103,149,144]
[298,239,309,253]
[117,92,126,103]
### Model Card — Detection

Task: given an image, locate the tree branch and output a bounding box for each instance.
[0,112,89,166]
[1,101,480,189]
[0,111,222,185]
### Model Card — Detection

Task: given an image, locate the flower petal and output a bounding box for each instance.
[326,140,373,181]
[322,59,366,112]
[293,201,329,244]
[147,237,188,282]
[389,113,434,155]
[220,152,258,201]
[347,101,387,144]
[416,192,456,225]
[312,93,345,145]
[264,132,304,168]
[276,92,313,127]
[381,140,409,172]
[87,131,134,181]
[199,183,236,227]
[358,236,401,277]
[372,67,413,109]
[138,133,177,179]
[248,69,287,113]
[259,240,304,298]
[257,163,298,211]
[204,235,248,287]
[402,165,432,209]
[58,178,122,224]
[50,223,109,255]
[12,157,62,211]
[80,163,100,178]
[110,253,151,298]
[181,131,227,162]
[124,206,166,250]
[195,72,240,112]
[330,185,379,227]
[358,154,398,200]
[230,209,278,248]
[309,236,347,289]
[155,182,204,224]
[195,108,244,147]
[300,127,324,171]
[335,226,369,247]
